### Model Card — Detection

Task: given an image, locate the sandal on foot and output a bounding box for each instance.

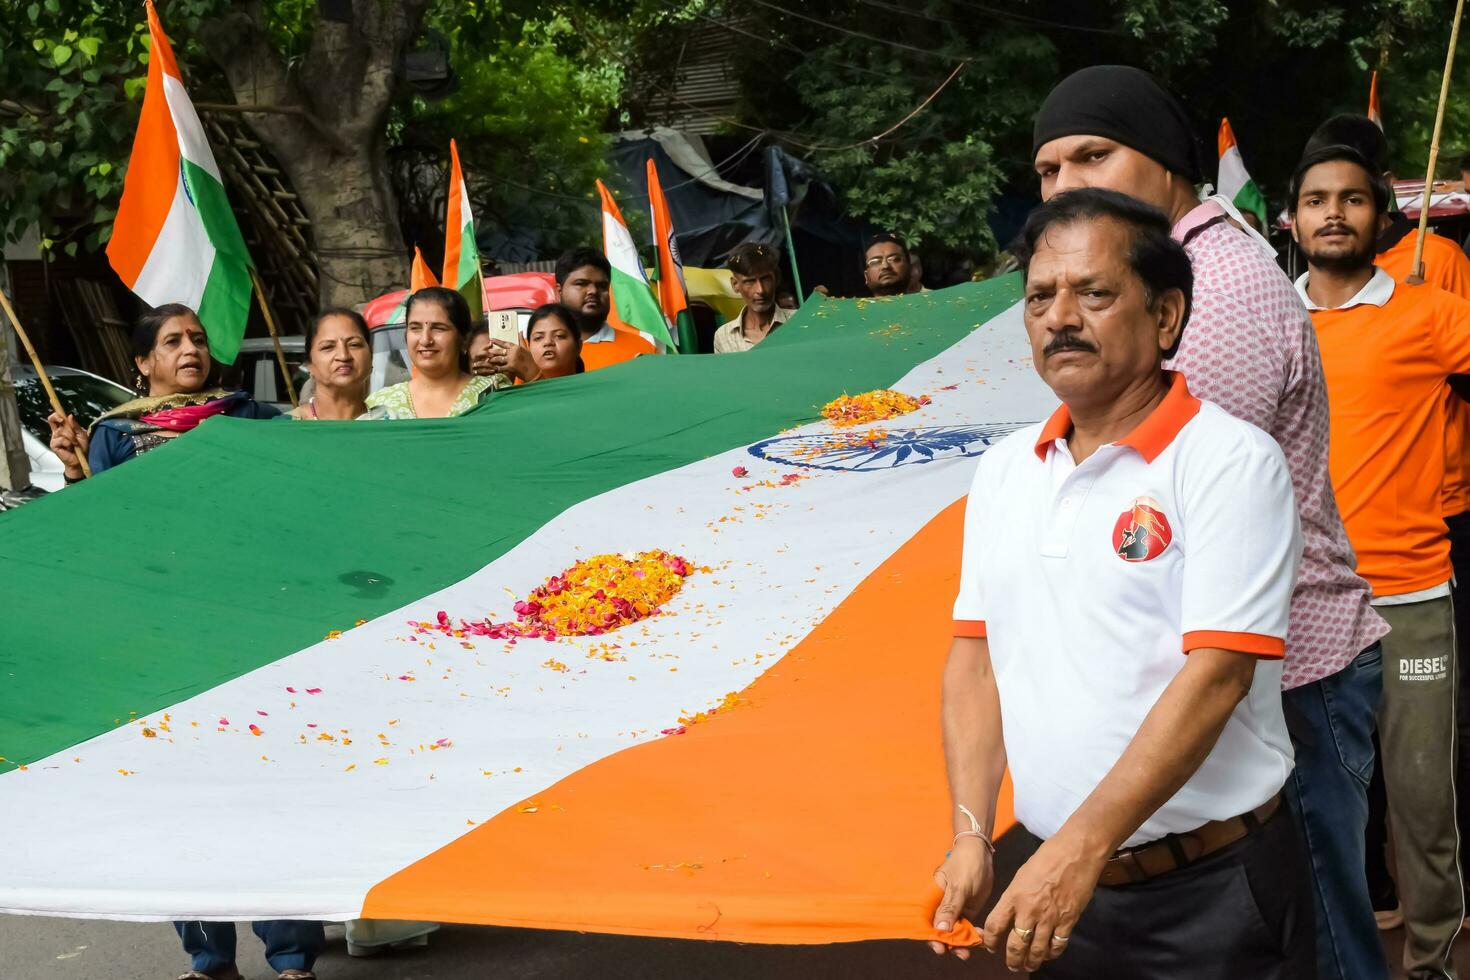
[177,972,243,980]
[277,972,316,980]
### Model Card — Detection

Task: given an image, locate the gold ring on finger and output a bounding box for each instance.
[1013,926,1034,942]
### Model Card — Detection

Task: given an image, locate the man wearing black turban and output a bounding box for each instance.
[929,65,1391,980]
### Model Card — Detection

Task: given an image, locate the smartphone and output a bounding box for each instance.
[486,310,519,346]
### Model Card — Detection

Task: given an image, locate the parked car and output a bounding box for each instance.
[10,364,134,493]
[219,336,309,412]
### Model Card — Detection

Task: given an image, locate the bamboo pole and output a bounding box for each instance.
[0,284,91,478]
[779,205,805,305]
[248,268,299,407]
[1407,0,1465,284]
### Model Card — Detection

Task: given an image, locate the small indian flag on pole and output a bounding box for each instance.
[106,0,253,364]
[596,179,674,351]
[1217,118,1268,230]
[442,139,483,319]
[1368,70,1384,131]
[646,160,698,354]
[410,246,439,292]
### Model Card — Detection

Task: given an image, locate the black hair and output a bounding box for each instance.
[1459,150,1470,173]
[525,303,584,348]
[727,242,781,277]
[1304,115,1390,175]
[555,247,611,285]
[1012,187,1193,358]
[406,286,472,336]
[307,308,370,350]
[132,302,203,359]
[863,232,909,258]
[1287,144,1391,217]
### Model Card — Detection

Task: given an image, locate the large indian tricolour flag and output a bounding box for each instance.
[106,0,253,365]
[0,280,1047,946]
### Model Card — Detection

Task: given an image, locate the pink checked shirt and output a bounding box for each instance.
[1166,201,1387,690]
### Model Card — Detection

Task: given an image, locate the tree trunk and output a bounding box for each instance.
[274,140,407,308]
[198,0,429,310]
[0,315,32,491]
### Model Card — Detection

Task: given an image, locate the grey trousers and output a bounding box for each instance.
[1379,594,1466,980]
[1029,804,1315,979]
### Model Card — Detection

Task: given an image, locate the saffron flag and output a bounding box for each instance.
[1369,70,1384,131]
[106,0,253,364]
[442,139,484,320]
[646,160,699,354]
[410,246,439,291]
[0,280,1050,948]
[1216,118,1269,229]
[597,179,675,351]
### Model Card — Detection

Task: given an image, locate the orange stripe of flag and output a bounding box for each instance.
[363,497,1004,946]
[1217,117,1237,160]
[105,0,184,285]
[410,246,439,291]
[647,159,687,322]
[442,139,464,290]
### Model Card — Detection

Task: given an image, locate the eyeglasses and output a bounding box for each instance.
[866,255,906,268]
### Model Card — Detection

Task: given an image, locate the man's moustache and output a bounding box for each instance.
[1043,336,1096,356]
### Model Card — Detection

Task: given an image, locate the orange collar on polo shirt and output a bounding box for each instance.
[1033,371,1202,463]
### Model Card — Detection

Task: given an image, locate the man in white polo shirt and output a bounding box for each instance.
[928,188,1312,977]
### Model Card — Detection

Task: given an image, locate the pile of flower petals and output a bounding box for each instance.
[821,389,930,428]
[413,550,696,643]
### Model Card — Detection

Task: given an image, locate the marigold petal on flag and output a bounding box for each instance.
[597,179,675,351]
[1216,117,1268,230]
[106,0,253,364]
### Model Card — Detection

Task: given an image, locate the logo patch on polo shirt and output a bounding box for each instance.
[1112,496,1173,562]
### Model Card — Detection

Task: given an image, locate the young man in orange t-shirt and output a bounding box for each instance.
[1292,142,1470,979]
[552,246,656,371]
[1310,112,1470,929]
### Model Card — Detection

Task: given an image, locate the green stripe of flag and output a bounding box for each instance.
[0,278,1020,770]
[612,267,674,348]
[181,158,252,364]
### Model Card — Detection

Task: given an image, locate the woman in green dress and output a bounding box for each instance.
[366,286,496,419]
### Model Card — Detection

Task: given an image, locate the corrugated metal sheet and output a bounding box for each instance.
[634,16,747,136]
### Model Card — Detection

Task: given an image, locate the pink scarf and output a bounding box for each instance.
[138,398,235,433]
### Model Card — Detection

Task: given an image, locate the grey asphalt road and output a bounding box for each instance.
[0,916,1006,980]
[0,912,1445,979]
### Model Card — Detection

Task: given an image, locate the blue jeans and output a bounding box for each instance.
[1282,644,1389,980]
[173,919,325,975]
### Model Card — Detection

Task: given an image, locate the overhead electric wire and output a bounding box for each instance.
[655,0,913,81]
[744,0,965,61]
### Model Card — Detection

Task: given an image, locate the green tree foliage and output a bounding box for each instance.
[0,0,152,256]
[1,0,1466,272]
[678,0,1468,265]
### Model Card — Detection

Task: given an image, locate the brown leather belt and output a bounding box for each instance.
[1096,794,1280,887]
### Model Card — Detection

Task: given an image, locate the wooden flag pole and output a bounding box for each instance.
[249,268,299,407]
[0,284,91,478]
[1407,0,1466,284]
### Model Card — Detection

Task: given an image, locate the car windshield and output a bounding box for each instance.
[370,324,412,393]
[13,374,132,442]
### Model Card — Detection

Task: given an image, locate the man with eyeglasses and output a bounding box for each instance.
[863,233,913,297]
